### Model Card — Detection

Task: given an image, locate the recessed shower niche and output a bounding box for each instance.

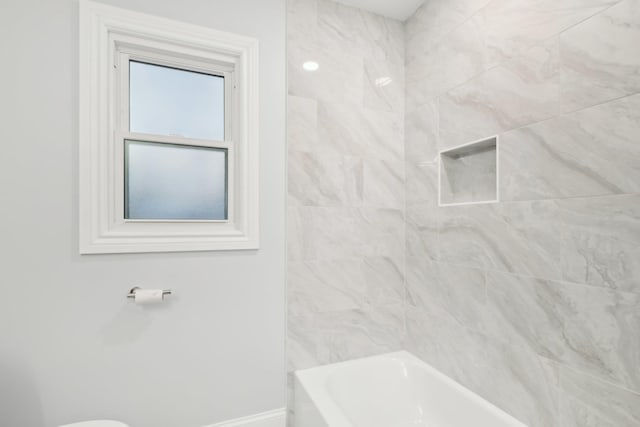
[438,136,499,206]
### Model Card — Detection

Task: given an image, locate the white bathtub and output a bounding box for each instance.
[294,351,527,427]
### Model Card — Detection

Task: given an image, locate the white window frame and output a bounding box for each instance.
[79,0,260,254]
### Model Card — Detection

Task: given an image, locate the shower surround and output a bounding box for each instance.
[287,0,406,370]
[404,0,640,425]
[287,0,640,426]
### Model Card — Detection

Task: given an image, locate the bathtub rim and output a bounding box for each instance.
[293,350,528,427]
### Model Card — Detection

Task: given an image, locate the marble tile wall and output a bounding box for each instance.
[286,0,406,384]
[404,0,640,426]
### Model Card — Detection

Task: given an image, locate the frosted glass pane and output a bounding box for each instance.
[129,61,225,141]
[125,141,227,220]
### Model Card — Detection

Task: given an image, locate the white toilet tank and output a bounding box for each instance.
[59,421,129,427]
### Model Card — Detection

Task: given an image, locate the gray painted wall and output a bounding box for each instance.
[0,1,286,426]
[404,0,640,426]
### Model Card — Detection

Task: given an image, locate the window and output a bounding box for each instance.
[122,59,230,222]
[79,0,259,253]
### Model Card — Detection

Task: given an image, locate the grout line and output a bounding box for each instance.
[402,131,409,342]
[403,0,492,65]
[493,90,640,139]
[497,189,640,204]
[431,258,640,297]
[406,0,628,117]
[553,0,625,39]
[405,189,640,209]
[558,361,640,397]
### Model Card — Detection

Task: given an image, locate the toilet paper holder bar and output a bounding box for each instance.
[126,287,172,299]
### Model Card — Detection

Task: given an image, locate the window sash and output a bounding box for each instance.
[114,131,235,224]
[113,48,235,224]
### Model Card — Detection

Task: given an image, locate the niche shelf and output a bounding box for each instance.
[438,136,499,207]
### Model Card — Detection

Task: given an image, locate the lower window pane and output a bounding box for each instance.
[125,140,227,220]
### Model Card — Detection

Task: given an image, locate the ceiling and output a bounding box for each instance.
[334,0,425,21]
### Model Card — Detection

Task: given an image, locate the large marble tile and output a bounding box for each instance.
[288,151,362,207]
[559,365,640,427]
[428,18,489,93]
[362,256,405,307]
[406,201,439,260]
[561,402,618,427]
[287,95,317,153]
[439,194,640,293]
[405,0,492,63]
[406,306,560,427]
[439,39,562,148]
[484,270,640,391]
[515,195,640,293]
[287,206,365,261]
[287,0,318,48]
[313,306,405,365]
[560,0,640,113]
[405,102,438,162]
[475,0,617,67]
[317,102,403,161]
[316,102,368,157]
[361,109,404,162]
[404,304,488,386]
[406,258,487,329]
[357,207,405,258]
[359,10,404,65]
[475,337,560,427]
[363,59,404,113]
[288,206,405,260]
[288,42,363,105]
[405,54,441,112]
[290,299,404,371]
[288,311,320,371]
[288,256,404,320]
[501,93,640,201]
[404,257,434,309]
[406,17,488,110]
[438,202,522,270]
[316,0,403,64]
[288,259,366,316]
[316,0,365,57]
[405,160,437,205]
[363,158,405,208]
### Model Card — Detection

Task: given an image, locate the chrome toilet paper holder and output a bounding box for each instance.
[126,286,172,299]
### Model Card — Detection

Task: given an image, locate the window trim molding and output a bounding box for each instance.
[79,0,260,254]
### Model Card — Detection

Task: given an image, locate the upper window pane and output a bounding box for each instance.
[129,61,225,141]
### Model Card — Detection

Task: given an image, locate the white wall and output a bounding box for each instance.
[0,1,286,426]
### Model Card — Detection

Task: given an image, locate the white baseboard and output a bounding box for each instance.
[204,408,286,427]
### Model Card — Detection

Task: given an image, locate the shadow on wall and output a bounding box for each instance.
[99,303,159,346]
[0,358,45,427]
